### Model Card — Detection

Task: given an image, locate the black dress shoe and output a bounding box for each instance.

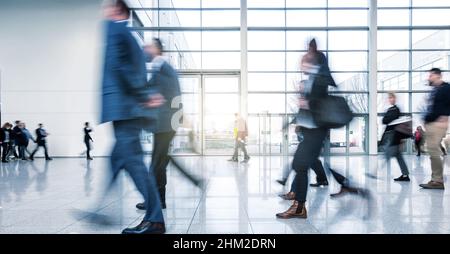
[394,175,410,182]
[122,221,165,234]
[136,202,145,210]
[276,179,287,186]
[309,181,329,187]
[45,157,53,161]
[136,202,166,210]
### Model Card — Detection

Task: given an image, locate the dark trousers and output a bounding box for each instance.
[415,141,422,156]
[232,138,248,159]
[111,119,163,223]
[30,143,50,159]
[290,159,327,192]
[385,145,409,175]
[292,127,328,203]
[18,145,27,159]
[151,131,176,203]
[1,142,10,161]
[84,139,91,159]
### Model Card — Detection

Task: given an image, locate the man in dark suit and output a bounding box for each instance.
[84,122,94,160]
[29,123,52,161]
[135,38,182,210]
[100,0,165,234]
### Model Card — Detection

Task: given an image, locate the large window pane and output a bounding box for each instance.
[202,31,240,50]
[328,31,368,50]
[412,93,430,113]
[202,52,240,69]
[412,51,450,70]
[378,72,409,90]
[286,0,326,7]
[179,76,200,93]
[286,10,326,27]
[248,31,285,50]
[248,73,285,92]
[201,0,240,8]
[159,31,201,51]
[412,30,450,49]
[328,52,368,71]
[248,52,285,71]
[378,9,410,26]
[248,0,285,8]
[286,31,326,50]
[378,52,410,71]
[413,9,450,26]
[413,0,450,7]
[204,77,239,93]
[328,0,368,7]
[202,11,240,27]
[377,93,409,113]
[159,10,201,27]
[248,94,285,113]
[168,52,201,69]
[161,0,200,8]
[378,30,409,49]
[330,72,368,91]
[204,94,239,114]
[328,10,368,27]
[378,0,410,7]
[248,10,285,27]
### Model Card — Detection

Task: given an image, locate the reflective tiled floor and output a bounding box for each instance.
[1,155,450,234]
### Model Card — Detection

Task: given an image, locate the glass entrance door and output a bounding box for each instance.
[247,113,286,155]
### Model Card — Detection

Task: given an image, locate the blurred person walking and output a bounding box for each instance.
[419,68,450,190]
[135,38,182,210]
[414,126,425,156]
[0,123,13,163]
[29,123,52,161]
[84,122,94,160]
[99,0,165,234]
[380,93,410,182]
[228,113,250,163]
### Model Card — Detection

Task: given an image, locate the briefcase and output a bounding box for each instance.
[309,95,354,129]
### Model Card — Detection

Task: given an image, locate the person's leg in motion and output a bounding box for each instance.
[117,119,165,234]
[393,145,410,181]
[228,139,239,162]
[309,159,329,187]
[43,144,51,160]
[420,123,446,189]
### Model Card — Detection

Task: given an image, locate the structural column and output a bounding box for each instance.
[368,0,378,155]
[240,0,248,118]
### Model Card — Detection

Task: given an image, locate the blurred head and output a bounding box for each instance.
[15,120,20,125]
[145,38,163,59]
[417,126,422,131]
[234,113,239,119]
[85,122,90,127]
[388,92,396,105]
[2,122,11,129]
[19,122,25,129]
[38,123,43,128]
[103,0,130,21]
[428,68,443,86]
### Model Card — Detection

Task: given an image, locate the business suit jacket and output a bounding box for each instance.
[35,128,48,146]
[148,57,182,133]
[101,20,156,124]
[84,127,93,143]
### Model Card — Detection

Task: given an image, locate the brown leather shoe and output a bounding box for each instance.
[276,201,307,219]
[278,191,296,200]
[330,186,359,198]
[419,181,445,189]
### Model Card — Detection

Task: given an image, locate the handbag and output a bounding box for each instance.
[309,95,354,129]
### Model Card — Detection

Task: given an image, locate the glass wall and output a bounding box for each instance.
[128,0,450,155]
[377,0,450,153]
